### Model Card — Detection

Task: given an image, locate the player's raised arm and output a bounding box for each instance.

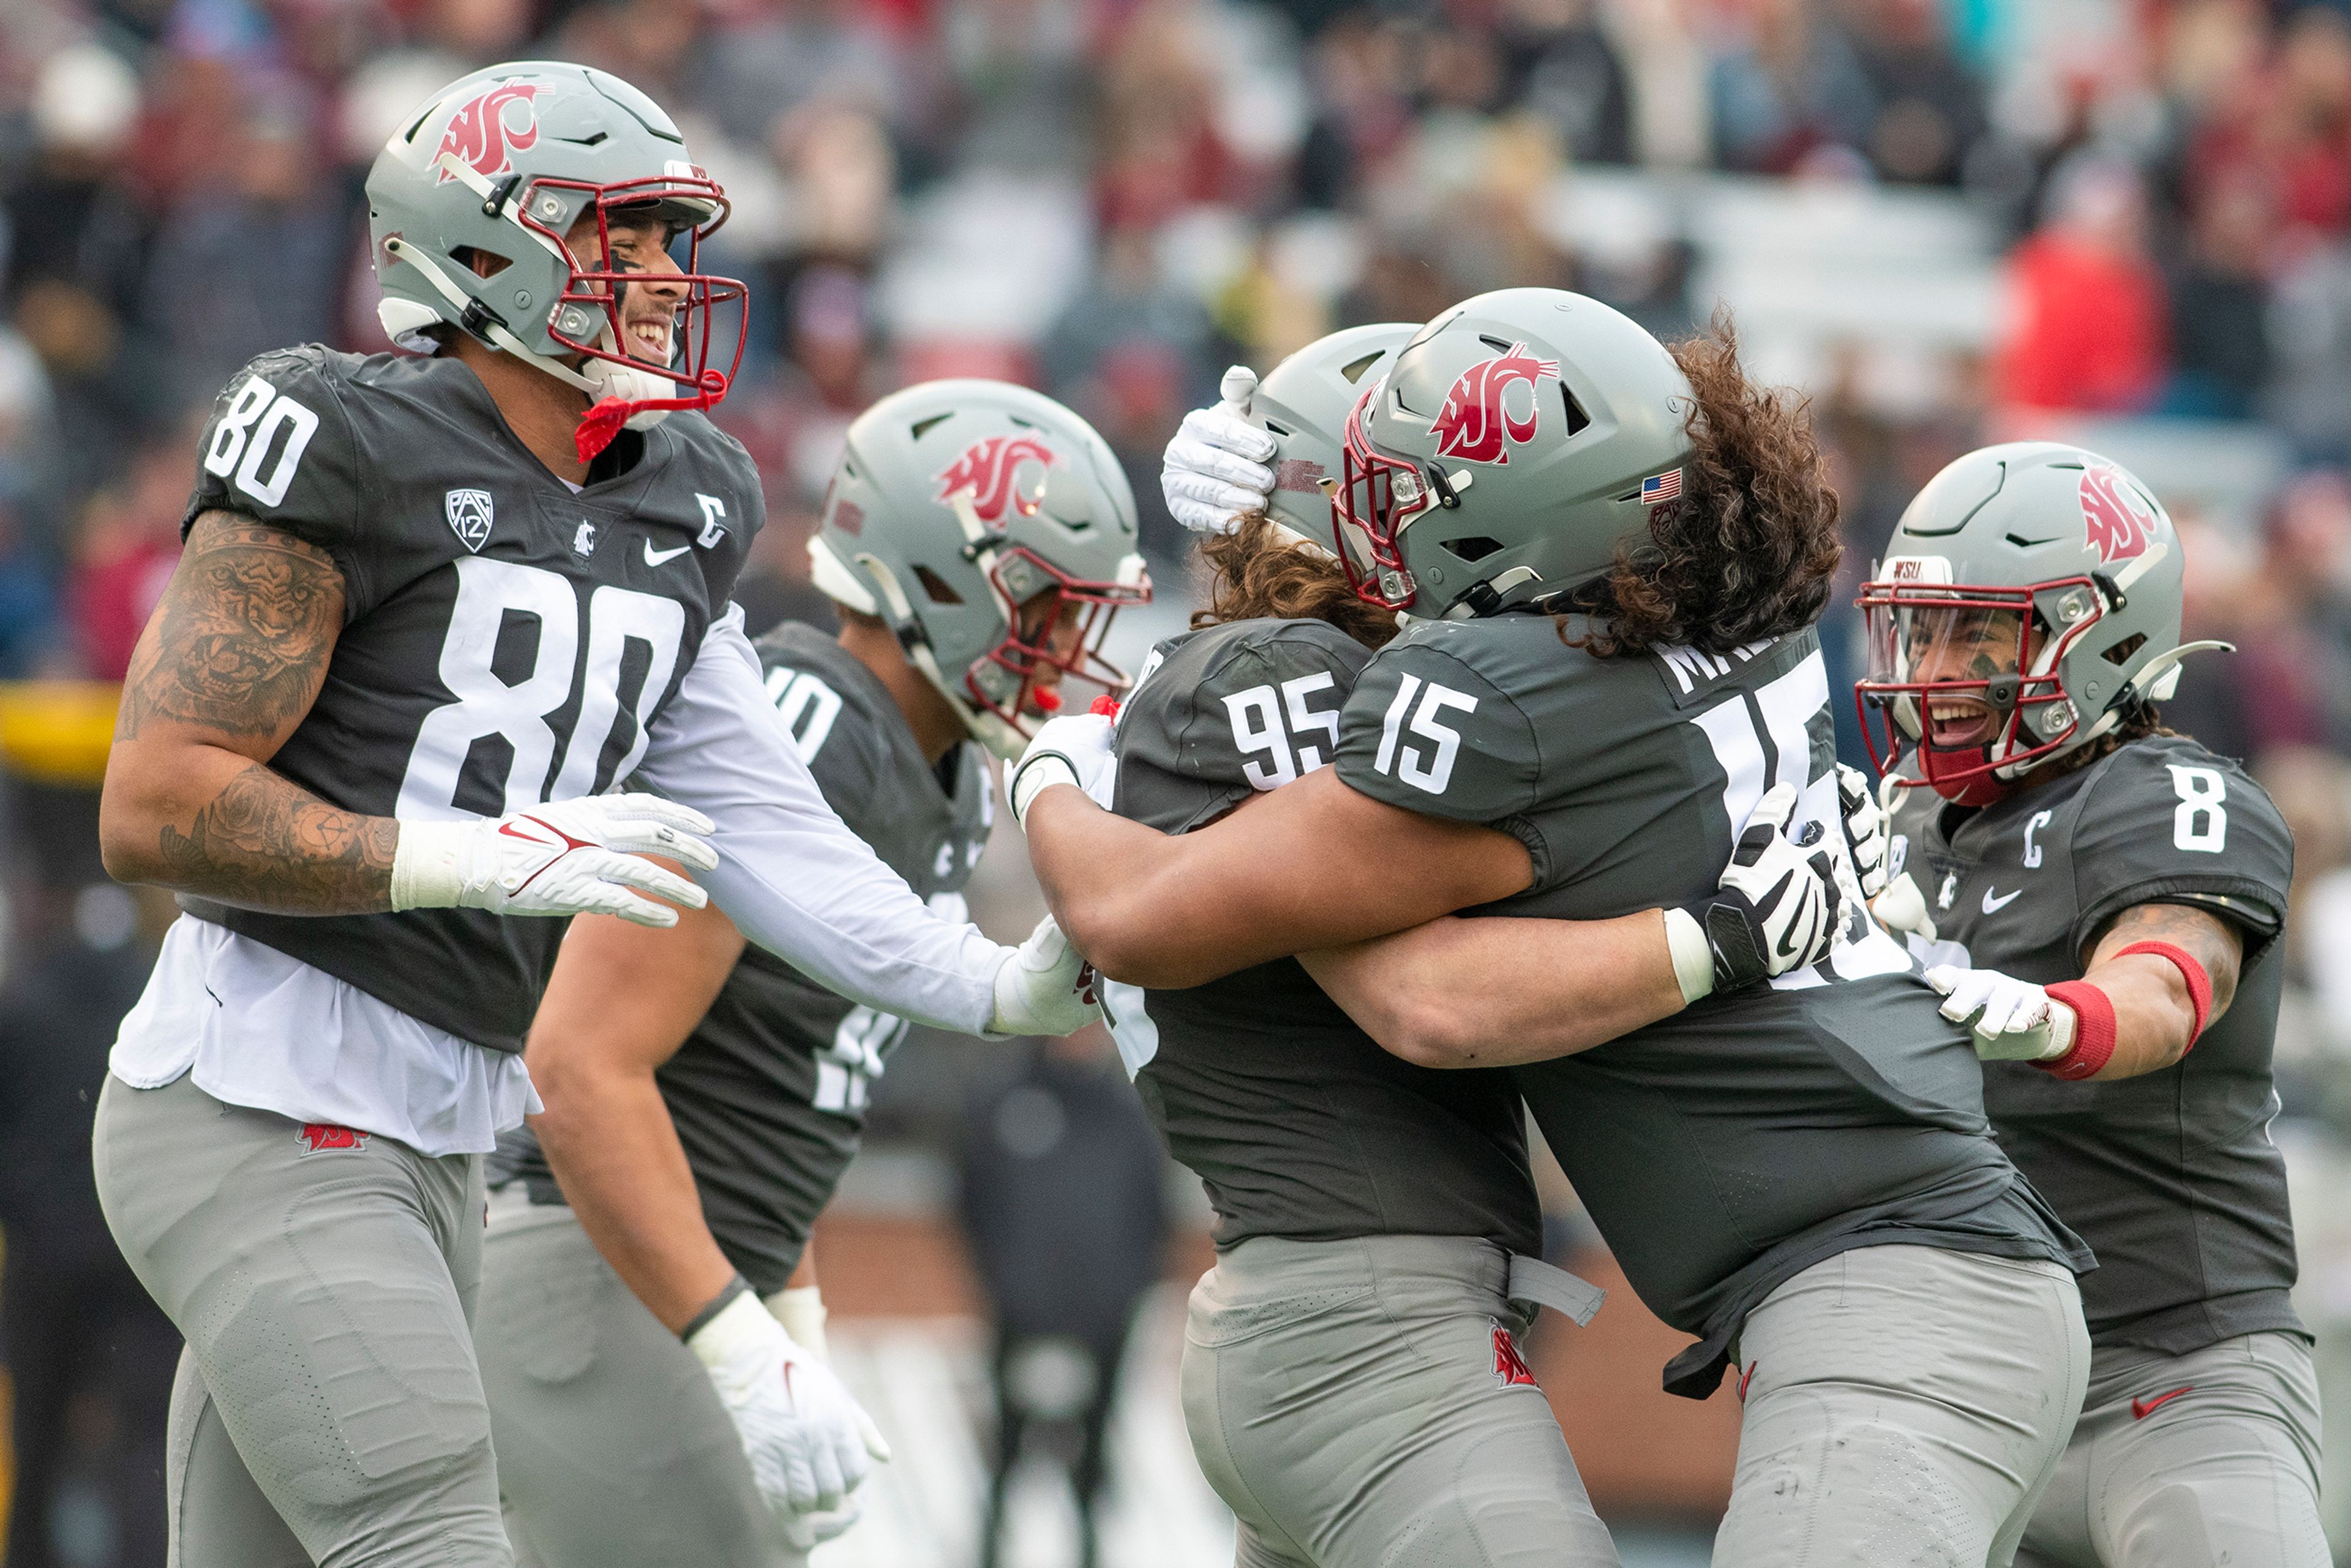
[636,606,1093,1038]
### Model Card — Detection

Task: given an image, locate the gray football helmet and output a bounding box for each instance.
[809,380,1151,759]
[366,61,746,452]
[1245,323,1415,551]
[1856,441,2224,804]
[1335,288,1697,615]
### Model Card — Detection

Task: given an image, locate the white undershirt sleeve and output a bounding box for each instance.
[632,605,1008,1036]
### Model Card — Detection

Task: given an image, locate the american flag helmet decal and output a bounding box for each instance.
[1641,468,1683,503]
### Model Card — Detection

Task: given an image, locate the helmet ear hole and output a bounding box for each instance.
[912,565,964,605]
[2101,632,2148,666]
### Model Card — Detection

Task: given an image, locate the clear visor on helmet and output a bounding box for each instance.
[1334,381,1433,609]
[964,547,1153,733]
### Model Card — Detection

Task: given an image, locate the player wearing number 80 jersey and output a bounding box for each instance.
[1862,444,2324,1568]
[92,66,1098,1568]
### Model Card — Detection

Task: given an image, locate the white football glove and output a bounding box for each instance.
[1924,964,2077,1062]
[765,1286,879,1553]
[390,795,717,928]
[687,1291,888,1521]
[1663,782,1841,1000]
[1007,713,1119,828]
[1162,367,1276,535]
[990,913,1098,1037]
[1835,764,1889,900]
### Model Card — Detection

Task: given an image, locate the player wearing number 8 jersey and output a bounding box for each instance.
[1026,293,2097,1567]
[91,66,1098,1568]
[476,378,1147,1567]
[1861,443,2323,1568]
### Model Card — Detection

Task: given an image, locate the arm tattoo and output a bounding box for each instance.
[157,762,398,914]
[2092,900,2244,1016]
[116,511,343,743]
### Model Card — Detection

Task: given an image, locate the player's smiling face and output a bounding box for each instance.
[566,209,688,367]
[1905,603,2024,750]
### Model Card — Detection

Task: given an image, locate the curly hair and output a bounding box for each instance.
[1191,512,1399,650]
[1562,312,1842,658]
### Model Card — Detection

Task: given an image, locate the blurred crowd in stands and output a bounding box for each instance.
[15,0,2351,1561]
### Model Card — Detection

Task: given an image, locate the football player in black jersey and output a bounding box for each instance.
[1857,443,2325,1568]
[1018,292,2099,1566]
[90,64,1095,1568]
[473,377,1149,1568]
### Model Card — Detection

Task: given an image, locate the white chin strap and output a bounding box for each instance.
[807,536,1029,761]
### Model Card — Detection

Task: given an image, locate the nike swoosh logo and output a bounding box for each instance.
[643,540,692,566]
[1982,887,2023,914]
[2132,1385,2193,1420]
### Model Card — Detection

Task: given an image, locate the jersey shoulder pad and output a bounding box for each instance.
[1333,615,1545,823]
[748,622,890,808]
[1114,617,1371,829]
[185,345,366,581]
[2068,734,2293,947]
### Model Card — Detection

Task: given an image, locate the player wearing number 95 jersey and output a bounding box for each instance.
[476,377,1147,1568]
[1026,292,2099,1568]
[1860,444,2324,1568]
[91,64,1099,1568]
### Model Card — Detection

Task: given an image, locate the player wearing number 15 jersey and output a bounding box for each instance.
[476,377,1147,1568]
[1025,292,2096,1568]
[1861,444,2324,1568]
[91,64,1095,1568]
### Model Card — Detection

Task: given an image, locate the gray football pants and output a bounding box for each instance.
[1714,1244,2090,1568]
[473,1187,808,1568]
[2012,1330,2328,1567]
[1180,1232,1621,1568]
[89,1073,510,1568]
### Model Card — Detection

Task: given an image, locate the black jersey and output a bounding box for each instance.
[1888,734,2303,1354]
[173,346,762,1054]
[491,624,991,1292]
[1334,613,2090,1398]
[1101,618,1542,1256]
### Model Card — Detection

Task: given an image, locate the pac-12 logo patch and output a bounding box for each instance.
[446,489,493,551]
[435,81,541,184]
[2080,464,2156,564]
[936,435,1056,525]
[1491,1322,1540,1389]
[1430,342,1559,465]
[296,1123,369,1156]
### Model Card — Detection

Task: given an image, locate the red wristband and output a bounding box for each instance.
[2038,981,2116,1080]
[2112,939,2213,1047]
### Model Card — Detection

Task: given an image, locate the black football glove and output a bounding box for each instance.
[1668,782,1842,998]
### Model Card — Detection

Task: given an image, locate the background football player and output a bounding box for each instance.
[473,378,1148,1567]
[1014,321,1864,1568]
[1020,290,2098,1567]
[89,63,1093,1568]
[1858,443,2325,1568]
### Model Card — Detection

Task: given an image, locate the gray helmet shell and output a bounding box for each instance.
[1248,323,1416,549]
[1858,441,2218,795]
[809,380,1150,758]
[366,61,740,418]
[1339,288,1697,616]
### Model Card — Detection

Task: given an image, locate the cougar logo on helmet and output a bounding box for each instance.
[435,81,542,184]
[935,435,1056,525]
[2080,465,2156,564]
[1429,342,1560,465]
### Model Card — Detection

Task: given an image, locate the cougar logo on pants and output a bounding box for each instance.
[296,1123,370,1155]
[1491,1322,1539,1389]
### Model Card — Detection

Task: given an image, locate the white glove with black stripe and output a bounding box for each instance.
[1835,763,1889,899]
[1662,782,1842,1001]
